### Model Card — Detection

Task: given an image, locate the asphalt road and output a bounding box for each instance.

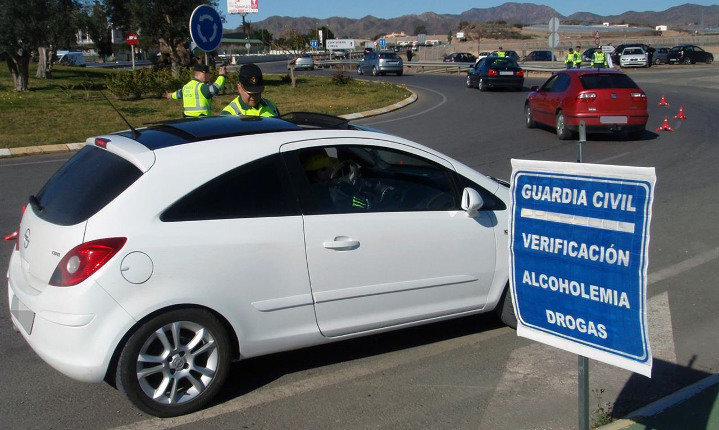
[1,64,718,429]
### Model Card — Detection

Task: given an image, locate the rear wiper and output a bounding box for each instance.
[29,195,43,212]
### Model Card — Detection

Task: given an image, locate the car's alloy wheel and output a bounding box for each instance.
[556,111,571,140]
[683,57,692,65]
[372,66,378,76]
[525,104,535,128]
[466,76,472,88]
[116,308,231,417]
[357,65,363,75]
[478,78,486,91]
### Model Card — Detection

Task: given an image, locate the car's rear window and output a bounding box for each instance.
[579,73,639,89]
[489,58,519,68]
[34,146,142,226]
[379,53,399,59]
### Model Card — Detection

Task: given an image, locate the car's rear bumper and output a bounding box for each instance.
[485,77,524,88]
[566,113,648,133]
[379,64,403,72]
[7,250,136,383]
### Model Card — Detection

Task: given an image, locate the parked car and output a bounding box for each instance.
[610,43,648,65]
[652,47,670,64]
[467,56,524,91]
[667,45,714,64]
[477,51,492,61]
[619,47,648,68]
[56,50,86,67]
[357,51,403,76]
[330,49,350,60]
[289,53,314,70]
[443,52,477,63]
[525,70,647,140]
[7,112,513,417]
[523,50,556,61]
[491,50,520,62]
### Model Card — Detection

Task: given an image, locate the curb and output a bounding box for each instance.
[0,90,418,159]
[597,373,719,430]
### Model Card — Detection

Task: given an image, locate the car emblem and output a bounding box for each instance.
[611,93,617,99]
[23,229,30,249]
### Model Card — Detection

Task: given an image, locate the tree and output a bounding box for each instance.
[414,25,427,36]
[307,26,334,46]
[0,0,53,90]
[36,0,82,79]
[273,28,306,88]
[83,1,114,62]
[106,0,218,77]
[252,28,273,46]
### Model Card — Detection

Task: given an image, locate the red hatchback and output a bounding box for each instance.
[525,69,648,140]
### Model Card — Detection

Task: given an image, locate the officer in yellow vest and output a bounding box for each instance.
[222,63,279,117]
[496,46,506,57]
[592,47,608,68]
[166,64,227,117]
[565,48,574,69]
[573,45,583,68]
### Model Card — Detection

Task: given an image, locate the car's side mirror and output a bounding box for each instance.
[461,187,484,216]
[530,86,539,92]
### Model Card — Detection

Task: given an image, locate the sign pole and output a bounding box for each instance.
[579,356,589,430]
[131,45,135,70]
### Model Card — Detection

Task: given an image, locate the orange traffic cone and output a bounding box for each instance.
[658,95,670,107]
[674,106,688,120]
[656,115,675,132]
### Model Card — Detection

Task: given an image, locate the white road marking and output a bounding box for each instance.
[648,246,719,285]
[594,152,632,164]
[364,85,448,126]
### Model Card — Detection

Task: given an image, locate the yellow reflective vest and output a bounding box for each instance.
[172,75,226,117]
[593,51,607,67]
[565,52,574,65]
[221,96,279,117]
[496,50,506,57]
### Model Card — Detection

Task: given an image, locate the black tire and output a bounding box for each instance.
[116,308,232,417]
[683,57,692,65]
[396,70,403,76]
[478,78,486,91]
[707,57,713,64]
[525,104,535,128]
[357,65,363,75]
[556,111,572,140]
[496,285,517,329]
[372,66,379,76]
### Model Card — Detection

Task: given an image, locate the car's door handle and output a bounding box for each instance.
[323,236,360,251]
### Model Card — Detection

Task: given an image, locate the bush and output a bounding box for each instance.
[331,70,354,85]
[106,67,228,99]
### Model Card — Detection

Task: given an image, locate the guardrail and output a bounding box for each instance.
[315,59,566,74]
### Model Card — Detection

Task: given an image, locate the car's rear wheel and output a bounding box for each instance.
[683,57,692,65]
[357,65,363,75]
[116,308,231,417]
[478,78,486,91]
[525,104,535,128]
[496,285,517,329]
[372,66,379,76]
[556,111,571,140]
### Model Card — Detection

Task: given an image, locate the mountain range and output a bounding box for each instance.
[242,2,719,39]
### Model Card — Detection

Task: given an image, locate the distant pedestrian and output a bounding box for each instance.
[565,48,575,69]
[406,48,413,62]
[221,63,279,117]
[647,44,655,67]
[574,45,583,68]
[166,64,227,117]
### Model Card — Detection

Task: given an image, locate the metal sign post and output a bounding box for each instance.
[576,119,588,430]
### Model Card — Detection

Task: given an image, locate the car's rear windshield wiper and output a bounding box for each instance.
[29,195,43,212]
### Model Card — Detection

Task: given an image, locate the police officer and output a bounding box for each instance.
[496,46,506,57]
[573,45,583,68]
[565,48,574,69]
[592,46,608,68]
[166,64,227,117]
[222,63,279,117]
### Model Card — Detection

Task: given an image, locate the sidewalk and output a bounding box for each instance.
[599,373,719,430]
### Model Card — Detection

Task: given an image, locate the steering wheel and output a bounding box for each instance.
[329,160,360,185]
[425,192,455,210]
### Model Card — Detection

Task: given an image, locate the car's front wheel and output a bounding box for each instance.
[525,104,535,128]
[478,78,486,91]
[116,308,232,417]
[556,111,572,140]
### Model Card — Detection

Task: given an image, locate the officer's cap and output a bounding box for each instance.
[194,64,210,73]
[238,63,264,94]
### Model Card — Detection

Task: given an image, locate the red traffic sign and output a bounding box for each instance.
[594,31,600,46]
[126,32,139,46]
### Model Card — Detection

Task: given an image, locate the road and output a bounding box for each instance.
[1,64,718,429]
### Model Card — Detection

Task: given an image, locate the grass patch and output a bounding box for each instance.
[0,66,411,148]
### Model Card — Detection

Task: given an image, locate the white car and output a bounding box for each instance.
[620,47,648,68]
[7,113,512,417]
[289,53,314,70]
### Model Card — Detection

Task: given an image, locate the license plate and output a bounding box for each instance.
[600,116,628,124]
[11,294,35,335]
[499,71,514,76]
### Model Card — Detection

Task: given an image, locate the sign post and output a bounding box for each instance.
[509,159,656,427]
[126,32,139,70]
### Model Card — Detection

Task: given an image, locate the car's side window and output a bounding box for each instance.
[284,145,460,215]
[552,73,571,92]
[161,153,299,222]
[539,74,560,92]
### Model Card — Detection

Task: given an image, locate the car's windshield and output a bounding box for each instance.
[579,73,639,89]
[624,48,644,55]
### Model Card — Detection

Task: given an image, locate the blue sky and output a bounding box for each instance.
[222,1,717,28]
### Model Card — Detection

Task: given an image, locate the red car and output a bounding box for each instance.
[524,69,648,140]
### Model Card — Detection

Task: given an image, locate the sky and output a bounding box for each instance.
[222,1,718,29]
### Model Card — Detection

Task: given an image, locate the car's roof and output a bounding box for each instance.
[556,68,626,76]
[113,113,361,151]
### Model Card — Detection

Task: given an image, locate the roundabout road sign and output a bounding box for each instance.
[190,5,223,52]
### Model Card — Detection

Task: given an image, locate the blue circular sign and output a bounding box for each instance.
[189,5,223,52]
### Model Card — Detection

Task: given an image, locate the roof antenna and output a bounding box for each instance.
[99,90,140,138]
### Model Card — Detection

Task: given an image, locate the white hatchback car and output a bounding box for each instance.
[7,113,513,417]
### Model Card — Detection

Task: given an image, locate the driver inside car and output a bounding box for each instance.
[300,148,374,210]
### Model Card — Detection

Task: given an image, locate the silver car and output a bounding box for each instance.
[619,47,648,68]
[289,53,314,71]
[357,51,403,76]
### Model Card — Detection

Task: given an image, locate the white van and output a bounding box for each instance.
[56,51,86,67]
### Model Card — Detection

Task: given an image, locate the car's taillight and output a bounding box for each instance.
[95,138,110,148]
[576,92,597,101]
[488,69,498,76]
[516,69,524,77]
[4,205,26,251]
[49,237,127,287]
[631,92,647,100]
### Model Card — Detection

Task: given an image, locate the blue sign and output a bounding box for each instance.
[310,39,318,48]
[379,38,386,47]
[189,5,223,52]
[509,160,656,377]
